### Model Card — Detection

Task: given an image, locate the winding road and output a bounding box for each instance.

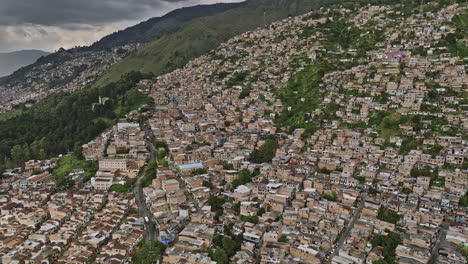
[327,194,367,264]
[133,119,159,242]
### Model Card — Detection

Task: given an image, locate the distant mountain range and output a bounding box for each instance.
[0,50,50,77]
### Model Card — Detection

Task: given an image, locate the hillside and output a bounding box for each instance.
[94,0,345,86]
[0,50,50,77]
[84,2,245,51]
[0,0,467,263]
[0,0,345,171]
[0,2,243,113]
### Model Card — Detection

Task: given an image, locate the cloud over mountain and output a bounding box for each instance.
[0,0,243,52]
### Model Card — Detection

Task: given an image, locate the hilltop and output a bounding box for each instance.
[94,0,345,86]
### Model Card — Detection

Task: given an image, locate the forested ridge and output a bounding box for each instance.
[0,71,152,172]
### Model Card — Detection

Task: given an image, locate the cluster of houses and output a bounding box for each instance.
[57,193,140,264]
[0,120,149,263]
[0,184,142,263]
[141,2,467,264]
[0,44,137,113]
[0,1,466,264]
[83,122,149,191]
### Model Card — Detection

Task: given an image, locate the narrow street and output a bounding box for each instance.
[134,170,158,242]
[133,119,159,242]
[327,194,367,263]
[168,159,201,212]
[428,222,449,264]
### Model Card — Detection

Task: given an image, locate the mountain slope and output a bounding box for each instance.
[0,50,50,77]
[0,2,244,112]
[95,0,345,86]
[85,2,245,51]
[0,0,347,171]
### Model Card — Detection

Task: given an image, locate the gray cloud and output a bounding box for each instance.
[0,0,167,26]
[0,0,243,52]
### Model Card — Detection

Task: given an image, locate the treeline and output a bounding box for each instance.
[0,71,152,172]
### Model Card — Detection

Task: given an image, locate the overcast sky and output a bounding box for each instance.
[0,0,243,53]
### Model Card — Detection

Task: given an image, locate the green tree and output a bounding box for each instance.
[370,232,401,264]
[257,207,266,216]
[132,241,166,264]
[207,195,228,216]
[323,192,338,202]
[240,215,259,224]
[278,235,288,242]
[459,192,468,207]
[222,237,237,256]
[11,145,26,165]
[250,136,278,163]
[377,207,400,224]
[212,248,229,264]
[72,143,84,159]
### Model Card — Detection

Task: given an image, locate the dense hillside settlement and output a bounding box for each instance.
[0,1,467,264]
[0,45,138,113]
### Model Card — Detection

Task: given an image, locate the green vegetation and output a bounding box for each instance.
[141,160,158,187]
[153,140,169,167]
[278,234,288,242]
[203,180,215,190]
[370,232,401,264]
[250,136,278,163]
[207,195,228,217]
[132,241,166,264]
[379,113,402,140]
[231,202,240,214]
[401,187,412,195]
[231,168,259,191]
[459,192,468,207]
[114,89,150,117]
[238,86,251,99]
[257,207,266,216]
[356,176,366,184]
[95,0,338,86]
[436,11,468,57]
[377,207,400,224]
[210,223,243,263]
[51,154,98,190]
[109,178,137,193]
[0,71,151,172]
[316,168,333,174]
[410,165,444,187]
[430,176,445,188]
[0,109,24,122]
[241,215,259,224]
[192,168,207,175]
[410,166,438,178]
[461,245,468,261]
[399,137,422,155]
[424,144,444,158]
[228,71,249,87]
[222,161,234,170]
[211,248,229,264]
[323,192,338,202]
[275,60,334,135]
